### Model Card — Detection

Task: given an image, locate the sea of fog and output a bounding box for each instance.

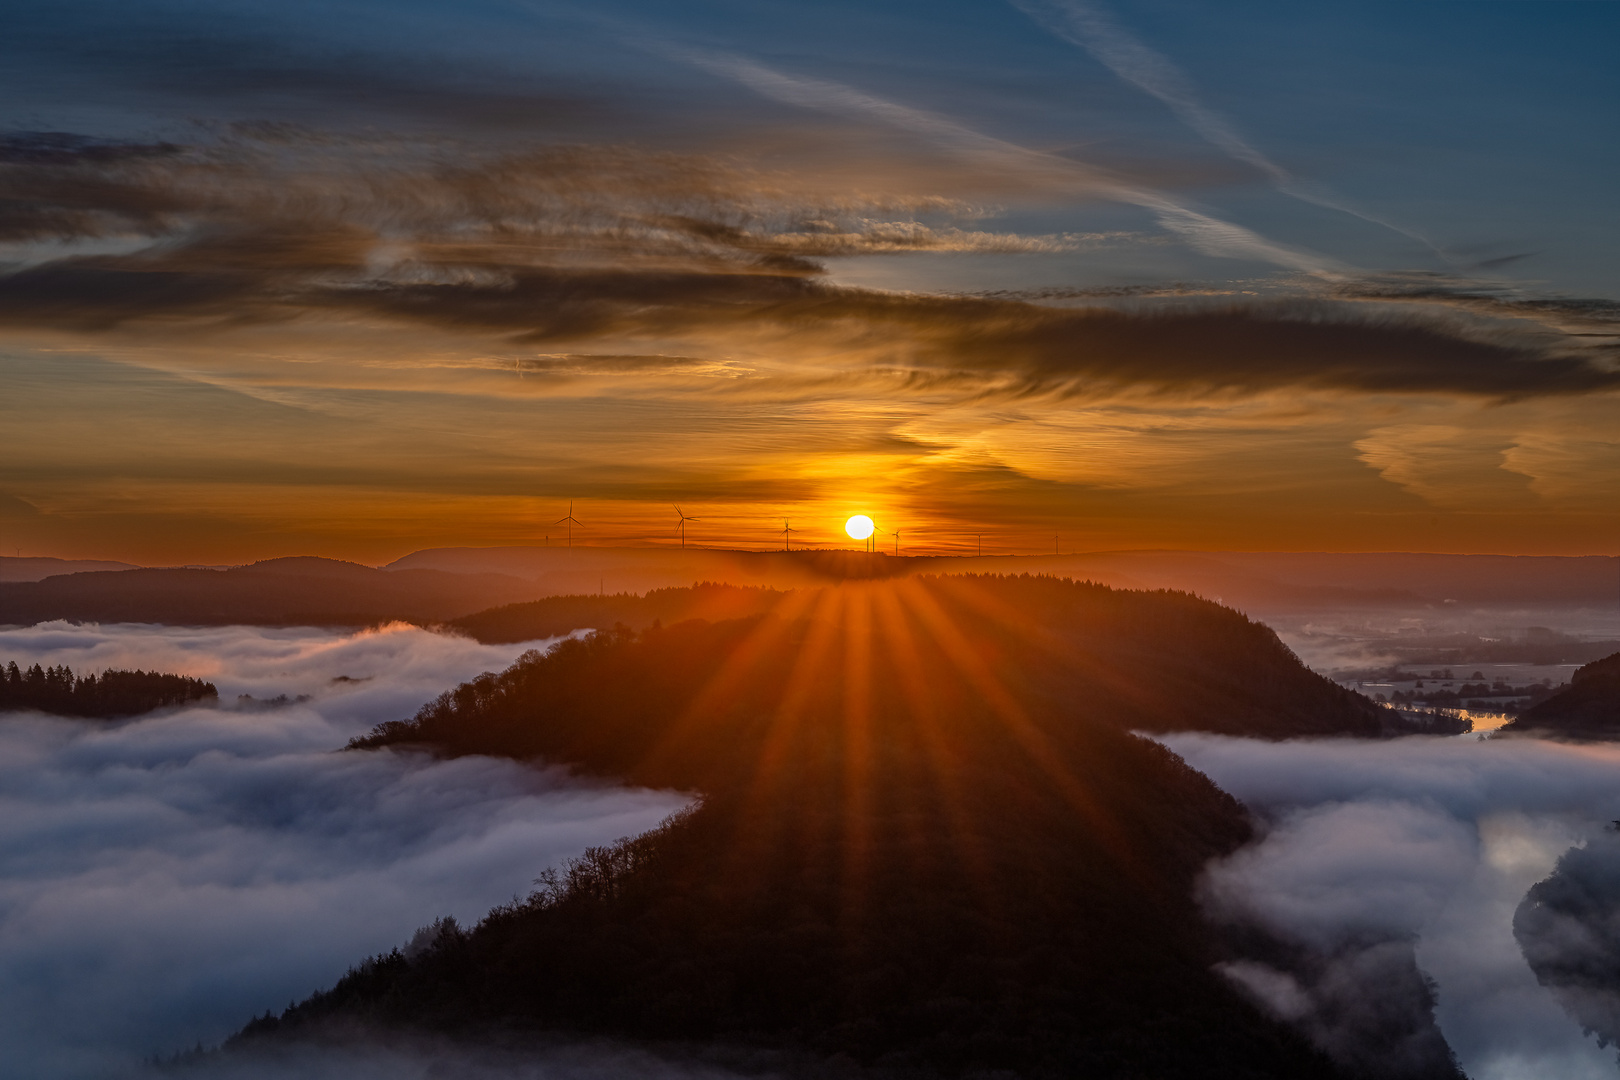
[6,622,1620,1079]
[1162,732,1620,1080]
[0,622,692,1080]
[1264,602,1620,675]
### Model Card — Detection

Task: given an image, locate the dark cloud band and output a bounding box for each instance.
[1,129,1614,400]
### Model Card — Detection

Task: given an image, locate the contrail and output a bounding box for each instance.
[1009,0,1450,261]
[679,47,1345,277]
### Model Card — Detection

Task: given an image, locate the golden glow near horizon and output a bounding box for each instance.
[0,123,1616,565]
[845,516,876,541]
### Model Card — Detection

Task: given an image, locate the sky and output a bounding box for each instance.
[0,0,1616,563]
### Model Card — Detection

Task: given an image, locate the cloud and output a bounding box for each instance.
[1009,0,1446,258]
[0,623,688,1079]
[680,47,1344,276]
[1354,423,1531,507]
[1205,798,1471,1079]
[1,127,1612,402]
[1160,733,1620,1080]
[0,3,620,139]
[1500,423,1620,504]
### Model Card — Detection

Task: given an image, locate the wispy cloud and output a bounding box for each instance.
[679,48,1346,276]
[1009,0,1448,259]
[4,126,1613,403]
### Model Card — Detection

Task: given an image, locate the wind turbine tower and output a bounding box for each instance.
[554,501,583,548]
[674,506,700,549]
[782,520,797,551]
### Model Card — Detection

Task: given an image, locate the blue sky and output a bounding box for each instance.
[6,0,1614,293]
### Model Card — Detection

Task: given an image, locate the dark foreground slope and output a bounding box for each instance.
[0,556,547,627]
[1501,651,1620,737]
[233,578,1429,1079]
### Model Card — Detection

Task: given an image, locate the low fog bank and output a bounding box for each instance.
[1161,733,1620,1080]
[1263,604,1620,677]
[0,623,688,1080]
[0,619,555,731]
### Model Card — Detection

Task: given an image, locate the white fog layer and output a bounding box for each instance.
[1161,733,1620,1080]
[0,623,690,1080]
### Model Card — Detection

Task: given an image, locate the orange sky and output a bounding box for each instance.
[1,108,1616,566]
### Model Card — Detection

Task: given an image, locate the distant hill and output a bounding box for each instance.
[0,556,140,582]
[7,547,1612,630]
[0,557,551,627]
[448,583,785,644]
[387,545,1619,613]
[232,577,1463,1080]
[1500,651,1620,737]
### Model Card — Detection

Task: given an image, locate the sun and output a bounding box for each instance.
[845,515,875,541]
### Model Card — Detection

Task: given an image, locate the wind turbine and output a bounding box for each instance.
[554,501,583,548]
[782,519,797,551]
[890,527,900,556]
[674,505,700,549]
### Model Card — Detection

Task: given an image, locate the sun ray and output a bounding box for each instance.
[870,585,1004,913]
[892,577,1143,874]
[837,584,875,927]
[635,584,824,774]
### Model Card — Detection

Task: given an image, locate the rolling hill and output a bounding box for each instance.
[230,576,1458,1079]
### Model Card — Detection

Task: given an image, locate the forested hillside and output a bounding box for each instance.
[221,577,1450,1078]
[425,575,1388,760]
[1501,651,1620,737]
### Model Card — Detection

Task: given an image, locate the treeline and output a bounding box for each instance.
[0,660,217,717]
[448,582,784,644]
[1386,683,1564,711]
[227,576,1442,1078]
[1503,651,1620,736]
[0,556,553,627]
[362,575,1391,781]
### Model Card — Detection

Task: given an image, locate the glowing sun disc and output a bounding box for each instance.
[845,515,875,540]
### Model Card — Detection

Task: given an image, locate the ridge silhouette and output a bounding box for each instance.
[233,576,1426,1077]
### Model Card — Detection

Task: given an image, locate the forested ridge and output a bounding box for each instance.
[232,576,1404,1078]
[0,556,550,627]
[448,582,785,644]
[1502,650,1620,736]
[425,575,1389,762]
[0,660,216,718]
